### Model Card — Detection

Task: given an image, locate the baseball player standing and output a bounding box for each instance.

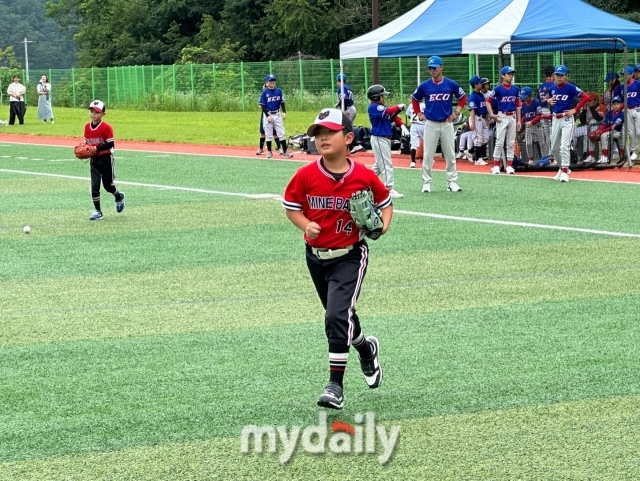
[257,81,283,155]
[548,65,590,182]
[335,74,357,121]
[614,66,640,160]
[259,74,293,158]
[405,101,425,168]
[283,108,392,409]
[367,84,409,199]
[411,55,466,193]
[468,76,490,165]
[486,66,521,174]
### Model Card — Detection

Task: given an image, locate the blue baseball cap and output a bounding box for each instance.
[265,74,276,81]
[427,56,443,68]
[500,66,516,75]
[469,75,483,86]
[604,72,619,82]
[554,65,568,75]
[635,64,640,72]
[519,86,533,99]
[623,65,635,75]
[612,96,623,103]
[336,73,347,82]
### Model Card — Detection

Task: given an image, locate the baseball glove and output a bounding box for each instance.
[349,190,384,240]
[74,142,97,159]
[588,130,602,142]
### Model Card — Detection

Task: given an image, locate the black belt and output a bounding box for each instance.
[268,111,280,114]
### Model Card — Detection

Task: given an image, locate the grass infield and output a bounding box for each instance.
[1,142,640,480]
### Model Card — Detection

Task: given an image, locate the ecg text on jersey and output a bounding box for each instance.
[307,195,351,211]
[428,94,450,101]
[265,95,282,102]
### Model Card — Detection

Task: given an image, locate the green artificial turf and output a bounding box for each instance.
[1,141,640,480]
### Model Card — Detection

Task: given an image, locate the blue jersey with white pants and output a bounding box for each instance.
[411,77,466,189]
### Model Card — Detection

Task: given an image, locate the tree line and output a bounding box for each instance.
[2,0,639,70]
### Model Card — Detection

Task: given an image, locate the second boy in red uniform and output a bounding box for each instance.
[84,100,125,220]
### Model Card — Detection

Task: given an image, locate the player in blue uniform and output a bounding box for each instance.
[597,96,625,163]
[411,55,466,193]
[367,84,408,199]
[335,73,356,121]
[467,76,489,165]
[258,74,293,158]
[257,81,282,155]
[548,65,590,182]
[486,66,521,174]
[520,86,544,162]
[614,66,640,160]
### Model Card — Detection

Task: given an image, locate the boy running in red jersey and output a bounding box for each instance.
[283,108,393,410]
[84,100,125,220]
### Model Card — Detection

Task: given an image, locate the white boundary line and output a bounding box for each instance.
[2,167,639,238]
[394,209,640,238]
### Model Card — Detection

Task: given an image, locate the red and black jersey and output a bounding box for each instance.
[283,158,391,249]
[83,121,114,156]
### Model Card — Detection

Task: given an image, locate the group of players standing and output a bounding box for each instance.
[263,57,635,198]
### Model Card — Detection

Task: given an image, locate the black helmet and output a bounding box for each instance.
[367,84,390,101]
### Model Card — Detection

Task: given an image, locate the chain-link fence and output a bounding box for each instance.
[2,52,638,112]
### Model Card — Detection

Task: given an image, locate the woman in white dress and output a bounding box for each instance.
[37,75,54,123]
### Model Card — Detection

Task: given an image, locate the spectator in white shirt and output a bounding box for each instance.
[7,75,26,125]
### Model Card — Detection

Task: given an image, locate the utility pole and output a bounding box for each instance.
[372,0,379,84]
[18,37,33,81]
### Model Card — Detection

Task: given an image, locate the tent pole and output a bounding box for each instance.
[372,0,379,83]
[475,55,479,76]
[340,59,345,111]
[417,57,421,84]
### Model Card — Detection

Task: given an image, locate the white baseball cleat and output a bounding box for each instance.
[491,166,500,175]
[584,155,595,163]
[409,161,416,168]
[455,151,464,159]
[389,189,404,199]
[506,166,515,175]
[560,172,570,182]
[553,168,571,180]
[631,152,638,161]
[421,184,431,193]
[474,158,488,166]
[447,181,462,192]
[598,155,608,164]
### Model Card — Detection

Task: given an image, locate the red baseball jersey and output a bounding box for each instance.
[283,158,392,249]
[83,121,114,155]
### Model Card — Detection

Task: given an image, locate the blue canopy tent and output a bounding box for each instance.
[339,0,640,58]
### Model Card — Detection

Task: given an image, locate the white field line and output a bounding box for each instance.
[394,209,640,239]
[1,168,639,238]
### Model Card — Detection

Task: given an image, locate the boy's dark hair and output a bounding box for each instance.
[544,65,554,77]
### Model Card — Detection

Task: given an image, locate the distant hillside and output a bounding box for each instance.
[0,0,75,70]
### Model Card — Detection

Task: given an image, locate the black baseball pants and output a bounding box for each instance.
[305,240,369,353]
[90,154,117,201]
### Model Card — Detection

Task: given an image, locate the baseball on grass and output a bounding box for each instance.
[23,225,31,234]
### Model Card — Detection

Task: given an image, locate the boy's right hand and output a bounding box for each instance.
[305,222,321,239]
